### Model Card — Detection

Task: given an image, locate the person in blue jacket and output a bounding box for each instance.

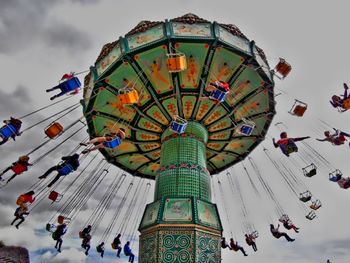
[123,241,135,263]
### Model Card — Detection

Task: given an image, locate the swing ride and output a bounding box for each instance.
[82,13,277,262]
[2,12,348,263]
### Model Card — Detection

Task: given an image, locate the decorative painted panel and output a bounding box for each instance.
[217,26,250,54]
[196,232,221,263]
[172,22,212,38]
[141,201,160,228]
[127,25,165,50]
[96,43,122,76]
[197,200,220,229]
[163,198,192,221]
[159,231,194,263]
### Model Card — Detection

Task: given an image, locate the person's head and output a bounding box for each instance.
[72,153,79,159]
[127,241,130,245]
[24,190,34,196]
[324,131,331,137]
[280,132,287,138]
[10,117,22,125]
[87,225,91,229]
[222,237,225,241]
[245,234,248,238]
[332,95,341,102]
[230,238,234,242]
[101,242,105,245]
[19,155,30,162]
[270,224,274,229]
[117,233,121,238]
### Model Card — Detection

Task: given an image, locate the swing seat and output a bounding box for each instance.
[299,191,312,202]
[45,122,64,139]
[251,231,259,239]
[329,174,342,182]
[11,163,28,175]
[280,140,298,155]
[209,89,228,102]
[48,191,63,202]
[57,164,74,176]
[0,124,17,139]
[60,77,81,93]
[166,53,187,73]
[118,88,139,104]
[170,116,188,134]
[289,100,307,117]
[305,211,316,220]
[274,58,292,79]
[310,200,322,210]
[342,98,350,110]
[303,163,317,177]
[337,178,350,189]
[46,223,52,232]
[103,136,122,149]
[237,119,256,136]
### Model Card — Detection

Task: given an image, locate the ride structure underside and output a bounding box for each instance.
[83,13,275,263]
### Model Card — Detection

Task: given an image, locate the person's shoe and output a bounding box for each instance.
[295,229,299,233]
[38,175,46,179]
[244,254,248,256]
[46,89,51,92]
[117,254,120,258]
[57,249,61,253]
[15,225,19,229]
[85,251,89,256]
[289,239,295,242]
[82,149,89,154]
[80,142,88,146]
[55,245,57,249]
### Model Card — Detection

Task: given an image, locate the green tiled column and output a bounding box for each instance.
[139,122,223,263]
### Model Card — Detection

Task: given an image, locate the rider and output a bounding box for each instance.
[270,224,295,242]
[273,132,310,156]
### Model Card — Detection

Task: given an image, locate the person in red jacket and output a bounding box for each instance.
[273,132,310,156]
[0,156,32,183]
[16,191,35,209]
[316,129,350,146]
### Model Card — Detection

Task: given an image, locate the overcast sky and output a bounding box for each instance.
[0,0,349,263]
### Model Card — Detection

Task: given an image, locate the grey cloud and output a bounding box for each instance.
[0,0,91,54]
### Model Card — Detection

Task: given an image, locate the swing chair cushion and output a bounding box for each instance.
[275,59,292,78]
[300,196,311,202]
[329,174,342,182]
[170,119,188,134]
[209,89,227,102]
[11,163,28,175]
[103,136,122,149]
[342,98,350,110]
[58,164,74,176]
[292,105,307,117]
[49,191,61,202]
[45,122,64,139]
[119,89,139,104]
[60,77,81,93]
[0,124,17,139]
[238,124,254,136]
[166,54,187,72]
[304,168,317,177]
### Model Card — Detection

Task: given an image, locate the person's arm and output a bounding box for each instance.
[293,136,310,142]
[61,156,71,161]
[272,138,279,148]
[277,224,280,231]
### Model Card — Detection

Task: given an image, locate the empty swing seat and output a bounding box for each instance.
[45,122,64,139]
[166,53,187,73]
[48,191,63,202]
[305,211,316,220]
[337,178,350,189]
[170,116,188,134]
[303,163,317,177]
[60,77,81,93]
[103,136,122,149]
[310,200,322,210]
[0,124,17,139]
[236,118,255,136]
[118,88,139,104]
[329,170,342,182]
[289,100,307,117]
[58,164,74,176]
[209,89,228,102]
[274,58,292,79]
[11,163,28,175]
[299,191,312,202]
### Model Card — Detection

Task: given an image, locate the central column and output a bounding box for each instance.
[139,122,222,263]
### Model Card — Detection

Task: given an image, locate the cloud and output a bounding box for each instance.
[0,0,92,55]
